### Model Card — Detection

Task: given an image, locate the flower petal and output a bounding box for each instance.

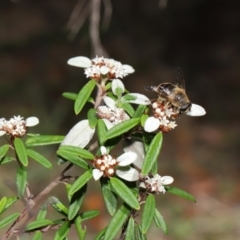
[100,66,109,75]
[122,93,151,105]
[0,130,6,136]
[161,176,174,185]
[122,64,135,74]
[123,139,145,169]
[116,167,139,181]
[67,56,92,68]
[61,119,95,147]
[144,117,160,132]
[117,152,137,166]
[93,169,103,181]
[26,117,39,127]
[112,79,125,96]
[100,146,107,155]
[102,119,115,130]
[103,96,116,110]
[186,103,206,116]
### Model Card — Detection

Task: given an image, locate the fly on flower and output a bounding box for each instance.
[144,68,206,133]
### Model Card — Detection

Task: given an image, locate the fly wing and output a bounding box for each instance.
[175,67,186,90]
[144,86,158,92]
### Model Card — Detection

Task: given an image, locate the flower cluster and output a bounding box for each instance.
[92,146,139,181]
[0,116,39,138]
[139,173,174,194]
[67,56,134,81]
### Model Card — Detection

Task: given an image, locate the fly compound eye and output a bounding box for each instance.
[180,102,192,113]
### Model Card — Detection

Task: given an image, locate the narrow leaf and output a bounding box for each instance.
[68,184,87,221]
[25,219,53,231]
[69,170,92,196]
[49,197,68,216]
[97,119,107,145]
[62,92,77,100]
[80,210,100,221]
[104,204,130,240]
[74,216,86,240]
[165,186,196,202]
[14,138,28,166]
[0,156,15,164]
[94,227,106,240]
[142,133,162,175]
[125,217,135,240]
[27,149,52,168]
[122,102,134,117]
[142,194,155,234]
[32,231,42,240]
[58,146,94,160]
[0,213,19,229]
[135,225,147,240]
[154,208,168,235]
[2,197,18,213]
[104,118,140,141]
[37,204,48,220]
[0,197,7,215]
[0,144,9,159]
[16,166,27,198]
[74,80,96,114]
[100,179,117,216]
[87,108,98,128]
[110,177,140,210]
[26,135,64,147]
[54,221,70,240]
[133,105,146,118]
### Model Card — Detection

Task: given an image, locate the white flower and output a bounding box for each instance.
[92,146,139,181]
[186,103,206,116]
[139,174,174,194]
[67,56,135,80]
[97,96,129,129]
[0,116,39,137]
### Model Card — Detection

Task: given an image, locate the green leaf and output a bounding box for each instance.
[25,219,53,231]
[133,105,146,118]
[100,179,117,216]
[37,204,48,220]
[94,227,106,240]
[165,186,196,202]
[0,144,9,160]
[122,102,134,117]
[74,216,86,240]
[0,156,15,164]
[104,204,130,240]
[97,119,107,145]
[49,197,68,216]
[142,194,155,234]
[54,221,70,240]
[57,151,88,170]
[57,146,94,160]
[110,177,140,210]
[0,213,20,229]
[16,166,27,198]
[0,197,7,215]
[32,231,42,240]
[87,108,98,128]
[68,184,87,221]
[62,92,77,101]
[27,149,52,168]
[140,114,149,127]
[135,225,147,240]
[142,133,162,175]
[80,210,100,221]
[3,196,18,213]
[154,208,168,235]
[26,135,65,147]
[125,217,135,240]
[69,170,92,196]
[14,138,28,166]
[74,80,96,115]
[103,118,140,141]
[151,160,158,175]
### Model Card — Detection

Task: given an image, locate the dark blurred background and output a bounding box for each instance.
[0,0,240,239]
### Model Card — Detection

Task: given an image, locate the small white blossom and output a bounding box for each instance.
[92,146,139,181]
[139,174,174,194]
[67,56,135,80]
[0,116,39,137]
[97,96,129,129]
[186,103,206,116]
